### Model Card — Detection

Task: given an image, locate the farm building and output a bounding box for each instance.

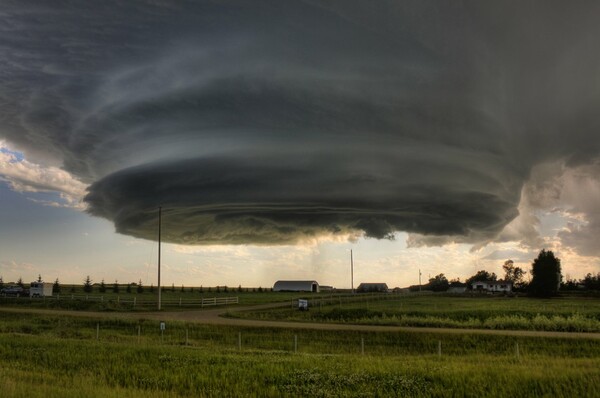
[471,280,512,293]
[448,282,467,293]
[357,283,389,293]
[273,280,319,292]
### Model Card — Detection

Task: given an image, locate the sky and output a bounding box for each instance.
[1,1,599,288]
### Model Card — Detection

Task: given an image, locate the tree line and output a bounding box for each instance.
[414,249,591,297]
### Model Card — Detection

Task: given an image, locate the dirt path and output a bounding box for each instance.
[2,304,599,340]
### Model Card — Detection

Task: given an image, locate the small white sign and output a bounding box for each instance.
[298,299,308,310]
[160,321,166,331]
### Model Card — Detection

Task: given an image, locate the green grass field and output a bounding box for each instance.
[1,311,599,397]
[231,293,600,332]
[1,294,600,396]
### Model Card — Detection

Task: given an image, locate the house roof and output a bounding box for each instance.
[471,280,512,285]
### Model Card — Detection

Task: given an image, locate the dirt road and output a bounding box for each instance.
[2,304,599,340]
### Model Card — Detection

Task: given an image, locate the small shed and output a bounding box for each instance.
[273,280,319,293]
[471,280,512,293]
[357,283,389,293]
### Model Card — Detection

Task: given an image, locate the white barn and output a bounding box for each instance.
[273,280,319,293]
[471,280,512,293]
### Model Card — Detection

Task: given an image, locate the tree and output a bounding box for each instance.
[17,277,24,288]
[0,276,4,290]
[465,270,497,288]
[99,279,106,293]
[137,279,144,294]
[181,284,185,293]
[113,280,120,293]
[529,249,562,297]
[502,260,526,289]
[428,274,449,292]
[582,273,600,290]
[37,274,43,283]
[53,278,61,293]
[83,276,93,293]
[126,283,132,294]
[150,283,154,293]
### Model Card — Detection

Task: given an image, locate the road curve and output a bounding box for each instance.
[1,304,599,340]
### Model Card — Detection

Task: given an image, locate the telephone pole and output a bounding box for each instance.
[351,249,354,294]
[158,206,162,311]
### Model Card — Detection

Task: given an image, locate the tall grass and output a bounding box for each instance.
[232,295,600,332]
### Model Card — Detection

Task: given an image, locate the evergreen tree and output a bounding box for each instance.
[113,280,120,293]
[99,279,106,293]
[171,283,175,292]
[181,284,185,293]
[137,279,144,293]
[0,276,4,290]
[37,274,43,283]
[17,277,24,288]
[529,249,562,297]
[53,278,61,293]
[83,276,93,293]
[238,285,242,292]
[216,286,221,293]
[150,283,154,293]
[126,283,132,293]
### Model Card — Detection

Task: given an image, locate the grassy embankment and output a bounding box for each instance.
[0,310,599,397]
[229,294,600,332]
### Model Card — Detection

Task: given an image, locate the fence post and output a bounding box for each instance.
[438,340,441,358]
[96,323,99,341]
[138,325,141,343]
[515,342,520,359]
[361,337,364,355]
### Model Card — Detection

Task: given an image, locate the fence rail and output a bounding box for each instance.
[0,295,239,308]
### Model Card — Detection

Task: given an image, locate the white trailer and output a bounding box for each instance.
[30,282,53,297]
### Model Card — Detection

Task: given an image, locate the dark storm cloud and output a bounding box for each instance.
[2,1,600,244]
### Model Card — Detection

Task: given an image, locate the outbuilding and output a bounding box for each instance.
[273,280,319,293]
[471,280,512,293]
[357,283,389,293]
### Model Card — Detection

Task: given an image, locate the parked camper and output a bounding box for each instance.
[30,282,53,297]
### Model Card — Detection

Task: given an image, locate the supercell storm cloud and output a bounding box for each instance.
[1,1,599,245]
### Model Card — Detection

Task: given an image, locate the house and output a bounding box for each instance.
[471,280,512,293]
[273,280,319,293]
[357,283,389,293]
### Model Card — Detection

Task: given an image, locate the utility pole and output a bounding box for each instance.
[351,249,354,294]
[419,269,422,292]
[158,206,162,311]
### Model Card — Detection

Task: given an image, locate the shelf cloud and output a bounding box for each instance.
[1,1,599,246]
